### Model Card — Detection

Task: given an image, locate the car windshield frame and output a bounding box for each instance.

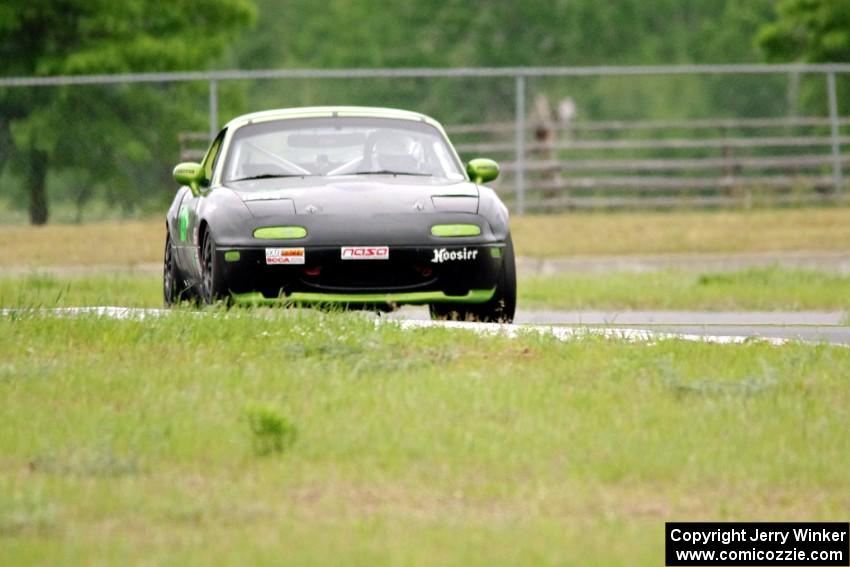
[220,116,466,184]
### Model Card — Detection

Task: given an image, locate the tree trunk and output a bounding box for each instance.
[26,149,48,225]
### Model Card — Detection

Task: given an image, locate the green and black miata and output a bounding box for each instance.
[164,106,516,323]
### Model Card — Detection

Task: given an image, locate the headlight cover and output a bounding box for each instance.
[430,224,481,237]
[253,226,308,239]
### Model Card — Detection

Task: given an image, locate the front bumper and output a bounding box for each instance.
[217,243,505,304]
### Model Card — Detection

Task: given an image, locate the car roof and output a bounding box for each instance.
[223,106,444,131]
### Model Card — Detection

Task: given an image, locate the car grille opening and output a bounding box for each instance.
[300,260,437,291]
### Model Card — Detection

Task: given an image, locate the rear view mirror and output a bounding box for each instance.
[173,162,205,196]
[466,158,500,184]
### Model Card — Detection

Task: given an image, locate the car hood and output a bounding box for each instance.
[224,175,479,216]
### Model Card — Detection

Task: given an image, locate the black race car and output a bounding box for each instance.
[164,106,516,322]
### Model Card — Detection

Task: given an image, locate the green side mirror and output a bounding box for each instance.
[466,158,500,184]
[173,162,205,196]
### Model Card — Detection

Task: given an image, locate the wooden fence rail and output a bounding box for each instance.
[455,135,850,154]
[499,155,850,173]
[446,116,850,134]
[447,114,848,210]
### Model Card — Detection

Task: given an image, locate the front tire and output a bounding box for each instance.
[200,230,230,305]
[429,233,517,323]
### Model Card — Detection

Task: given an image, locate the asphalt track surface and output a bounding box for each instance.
[516,251,850,275]
[6,306,848,345]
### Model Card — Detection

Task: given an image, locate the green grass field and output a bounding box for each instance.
[3,268,850,312]
[2,309,848,566]
[522,268,850,311]
[3,208,849,564]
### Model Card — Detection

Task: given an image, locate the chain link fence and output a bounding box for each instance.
[1,65,848,222]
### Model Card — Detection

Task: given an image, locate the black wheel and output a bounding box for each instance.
[200,230,230,305]
[164,233,199,306]
[430,233,517,323]
[164,233,183,306]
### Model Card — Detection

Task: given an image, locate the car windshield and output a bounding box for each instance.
[222,117,465,182]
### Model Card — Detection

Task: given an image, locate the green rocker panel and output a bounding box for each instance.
[231,288,496,306]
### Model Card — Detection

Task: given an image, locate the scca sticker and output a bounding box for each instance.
[431,248,478,263]
[341,246,389,260]
[265,247,305,265]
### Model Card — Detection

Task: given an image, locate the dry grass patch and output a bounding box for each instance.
[3,207,850,268]
[0,221,164,267]
[511,207,850,257]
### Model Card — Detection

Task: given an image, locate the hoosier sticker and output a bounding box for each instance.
[431,248,478,263]
[265,247,305,265]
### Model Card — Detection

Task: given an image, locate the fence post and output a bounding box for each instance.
[514,74,526,214]
[209,79,219,142]
[827,72,843,199]
[787,71,799,118]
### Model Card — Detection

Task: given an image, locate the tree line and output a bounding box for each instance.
[1,0,848,224]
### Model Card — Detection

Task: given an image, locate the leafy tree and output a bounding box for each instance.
[757,0,850,116]
[2,0,813,222]
[0,0,255,224]
[230,0,781,125]
[758,0,850,62]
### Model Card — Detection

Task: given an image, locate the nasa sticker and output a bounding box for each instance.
[341,246,390,260]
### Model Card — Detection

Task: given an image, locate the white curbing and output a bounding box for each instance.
[1,306,794,345]
[391,318,791,346]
